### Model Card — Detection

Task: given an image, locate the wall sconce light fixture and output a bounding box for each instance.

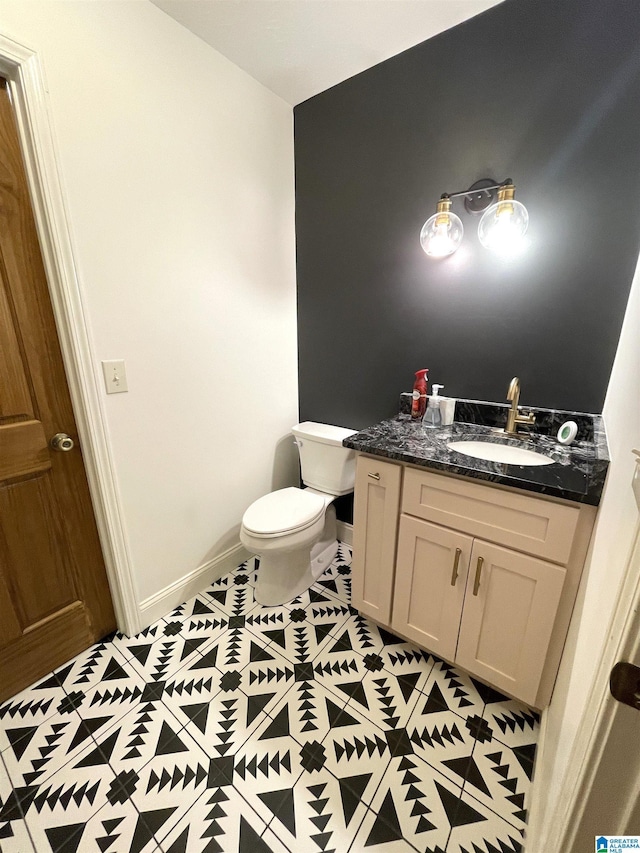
[420,178,529,258]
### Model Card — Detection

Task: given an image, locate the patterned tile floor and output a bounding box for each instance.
[0,543,539,853]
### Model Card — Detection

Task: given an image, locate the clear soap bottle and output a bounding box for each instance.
[423,384,443,428]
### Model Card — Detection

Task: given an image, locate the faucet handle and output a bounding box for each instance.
[518,410,536,425]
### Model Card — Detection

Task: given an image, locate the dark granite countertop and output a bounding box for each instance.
[343,402,609,506]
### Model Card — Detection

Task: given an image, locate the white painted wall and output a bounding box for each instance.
[531,252,640,840]
[0,1,298,612]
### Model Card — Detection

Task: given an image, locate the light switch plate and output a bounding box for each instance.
[102,359,128,394]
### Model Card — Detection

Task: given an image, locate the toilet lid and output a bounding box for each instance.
[242,487,326,536]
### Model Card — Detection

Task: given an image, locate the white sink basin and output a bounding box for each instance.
[447,440,554,467]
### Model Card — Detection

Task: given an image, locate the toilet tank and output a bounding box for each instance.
[292,422,357,496]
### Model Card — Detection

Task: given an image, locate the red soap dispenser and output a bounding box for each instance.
[411,369,429,419]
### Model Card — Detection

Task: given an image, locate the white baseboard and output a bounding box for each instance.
[337,521,353,547]
[137,526,351,635]
[137,542,250,633]
[523,706,547,849]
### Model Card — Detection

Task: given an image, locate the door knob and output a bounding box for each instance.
[610,661,640,710]
[50,433,74,452]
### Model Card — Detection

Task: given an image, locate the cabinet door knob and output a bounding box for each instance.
[368,472,381,480]
[473,556,484,596]
[451,548,462,586]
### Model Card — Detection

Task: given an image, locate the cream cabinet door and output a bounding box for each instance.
[456,540,566,705]
[351,456,402,625]
[392,516,472,662]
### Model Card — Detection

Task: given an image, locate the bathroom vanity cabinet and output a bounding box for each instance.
[351,454,597,708]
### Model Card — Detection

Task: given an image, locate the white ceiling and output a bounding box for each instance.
[150,0,503,105]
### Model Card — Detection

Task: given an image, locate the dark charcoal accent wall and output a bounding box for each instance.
[295,0,640,429]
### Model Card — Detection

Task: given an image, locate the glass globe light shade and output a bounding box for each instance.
[478,198,529,255]
[420,211,464,258]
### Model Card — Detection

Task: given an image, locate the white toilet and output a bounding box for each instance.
[240,422,357,606]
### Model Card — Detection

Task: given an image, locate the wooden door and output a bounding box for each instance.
[351,455,402,625]
[392,515,472,661]
[0,79,115,702]
[456,540,565,705]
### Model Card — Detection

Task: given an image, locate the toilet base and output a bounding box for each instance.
[254,505,338,606]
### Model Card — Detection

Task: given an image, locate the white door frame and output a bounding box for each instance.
[0,33,141,636]
[556,521,640,848]
[532,511,640,848]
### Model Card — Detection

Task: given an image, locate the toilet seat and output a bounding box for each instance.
[242,487,326,538]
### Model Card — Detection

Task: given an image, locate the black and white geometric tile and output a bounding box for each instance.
[0,546,538,852]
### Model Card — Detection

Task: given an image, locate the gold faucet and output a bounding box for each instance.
[504,377,536,434]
